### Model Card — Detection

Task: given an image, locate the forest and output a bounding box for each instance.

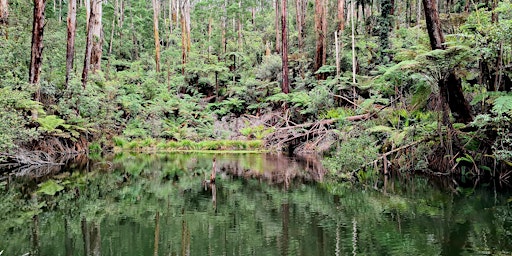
[0,0,511,182]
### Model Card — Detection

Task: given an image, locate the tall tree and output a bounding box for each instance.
[30,0,46,98]
[180,0,191,74]
[314,0,327,79]
[82,0,102,87]
[337,0,345,32]
[0,0,8,39]
[90,0,102,72]
[295,0,306,52]
[65,0,77,87]
[281,0,289,93]
[152,0,161,72]
[422,0,472,123]
[275,0,281,53]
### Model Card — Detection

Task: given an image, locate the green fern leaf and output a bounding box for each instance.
[492,95,512,115]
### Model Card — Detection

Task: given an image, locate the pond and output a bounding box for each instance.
[1,153,512,255]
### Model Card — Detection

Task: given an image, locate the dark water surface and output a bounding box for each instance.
[1,153,512,255]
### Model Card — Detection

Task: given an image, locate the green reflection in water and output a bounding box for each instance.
[1,153,512,255]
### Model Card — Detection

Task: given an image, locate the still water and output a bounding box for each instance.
[1,153,512,255]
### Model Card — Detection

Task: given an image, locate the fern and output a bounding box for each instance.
[492,95,512,115]
[37,115,66,132]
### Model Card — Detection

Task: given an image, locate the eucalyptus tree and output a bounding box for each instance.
[152,0,161,72]
[0,0,7,39]
[314,0,327,80]
[281,0,289,93]
[30,0,46,93]
[82,0,103,87]
[65,0,77,87]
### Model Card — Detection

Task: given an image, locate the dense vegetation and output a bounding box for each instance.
[0,0,511,181]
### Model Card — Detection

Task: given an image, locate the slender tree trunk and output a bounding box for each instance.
[90,0,102,72]
[337,0,345,31]
[106,0,117,78]
[65,0,77,87]
[221,0,227,55]
[30,0,46,100]
[494,41,503,91]
[275,0,281,53]
[0,0,8,39]
[58,0,62,23]
[180,0,190,74]
[0,0,8,25]
[335,31,340,76]
[281,0,289,93]
[129,3,138,60]
[85,0,90,30]
[237,0,242,47]
[82,12,93,87]
[423,0,472,123]
[351,1,356,85]
[417,0,421,25]
[152,0,161,72]
[314,0,327,79]
[295,0,304,52]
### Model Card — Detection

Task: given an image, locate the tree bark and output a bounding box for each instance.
[314,0,327,79]
[351,1,356,85]
[0,0,9,35]
[295,0,305,52]
[423,0,472,123]
[152,0,161,72]
[221,0,227,55]
[82,0,102,86]
[65,0,77,88]
[30,0,46,96]
[422,0,444,50]
[275,0,281,53]
[337,0,345,32]
[180,0,190,74]
[281,0,289,93]
[90,0,102,72]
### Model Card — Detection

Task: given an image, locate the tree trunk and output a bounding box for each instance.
[90,0,102,72]
[351,1,356,85]
[417,0,421,26]
[335,31,340,76]
[152,0,161,72]
[65,0,77,88]
[30,0,46,100]
[1,0,9,38]
[337,0,345,32]
[281,0,289,94]
[82,0,100,87]
[221,0,227,55]
[275,0,281,53]
[314,0,327,79]
[423,0,472,123]
[237,0,242,47]
[295,0,305,52]
[180,0,190,74]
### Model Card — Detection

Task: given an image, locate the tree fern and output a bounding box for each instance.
[492,95,512,116]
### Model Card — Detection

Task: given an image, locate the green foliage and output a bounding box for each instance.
[323,130,380,180]
[0,85,40,151]
[240,124,275,139]
[37,179,65,196]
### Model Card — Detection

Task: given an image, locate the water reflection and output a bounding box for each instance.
[1,153,512,255]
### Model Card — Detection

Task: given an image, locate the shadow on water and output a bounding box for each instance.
[1,152,512,255]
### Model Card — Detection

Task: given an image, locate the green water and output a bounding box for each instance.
[1,153,512,255]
